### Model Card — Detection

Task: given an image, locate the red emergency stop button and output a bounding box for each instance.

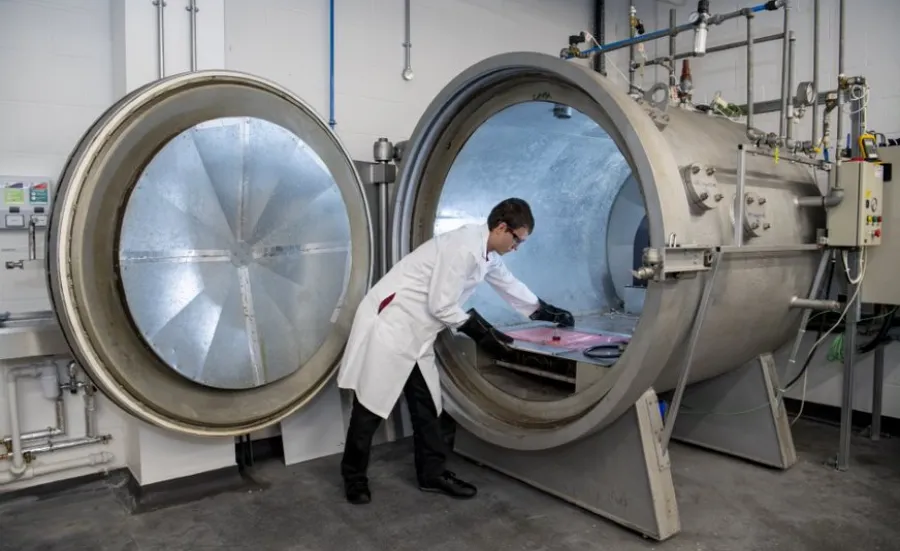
[875,229,881,237]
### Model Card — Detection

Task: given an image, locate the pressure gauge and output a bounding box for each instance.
[795,81,816,107]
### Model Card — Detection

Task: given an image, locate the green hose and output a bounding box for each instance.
[827,334,844,362]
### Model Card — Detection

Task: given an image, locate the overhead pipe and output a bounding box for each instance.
[786,31,797,144]
[641,32,782,68]
[668,9,677,86]
[811,0,821,152]
[778,0,791,141]
[833,0,845,174]
[745,13,755,138]
[152,0,166,79]
[628,3,636,92]
[186,0,198,72]
[328,0,336,128]
[567,1,783,59]
[402,0,413,80]
[593,0,605,75]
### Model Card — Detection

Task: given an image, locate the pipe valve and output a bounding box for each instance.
[691,0,711,56]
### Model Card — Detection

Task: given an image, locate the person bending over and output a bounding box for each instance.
[337,197,574,505]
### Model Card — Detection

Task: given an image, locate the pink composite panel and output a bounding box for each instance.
[504,327,630,349]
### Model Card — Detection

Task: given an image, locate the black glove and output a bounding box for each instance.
[529,298,575,327]
[457,308,513,355]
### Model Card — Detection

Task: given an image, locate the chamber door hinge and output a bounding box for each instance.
[355,160,397,186]
[633,245,713,281]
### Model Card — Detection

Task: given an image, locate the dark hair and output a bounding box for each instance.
[487,198,534,233]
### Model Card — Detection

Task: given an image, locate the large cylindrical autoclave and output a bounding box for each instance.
[393,52,825,451]
[46,53,823,443]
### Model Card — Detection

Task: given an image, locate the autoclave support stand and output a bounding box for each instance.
[670,352,797,469]
[453,388,681,541]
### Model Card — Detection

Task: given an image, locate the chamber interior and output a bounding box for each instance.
[435,101,649,400]
[117,116,352,391]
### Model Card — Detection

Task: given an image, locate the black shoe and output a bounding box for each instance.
[419,471,477,499]
[345,479,371,505]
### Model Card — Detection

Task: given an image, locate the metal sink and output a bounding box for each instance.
[0,311,71,361]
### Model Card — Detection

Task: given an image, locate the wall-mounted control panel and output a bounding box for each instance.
[826,162,884,247]
[861,147,899,305]
[0,176,53,230]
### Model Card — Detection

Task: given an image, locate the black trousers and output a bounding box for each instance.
[340,364,456,485]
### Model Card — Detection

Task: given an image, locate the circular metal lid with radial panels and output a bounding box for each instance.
[118,117,352,390]
[48,71,373,436]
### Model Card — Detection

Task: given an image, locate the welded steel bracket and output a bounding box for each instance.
[661,246,713,277]
[634,245,713,282]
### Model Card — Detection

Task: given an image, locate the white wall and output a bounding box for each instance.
[603,0,900,416]
[0,0,595,492]
[224,0,594,160]
[0,0,130,492]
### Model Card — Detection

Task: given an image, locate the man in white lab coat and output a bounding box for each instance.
[337,198,575,505]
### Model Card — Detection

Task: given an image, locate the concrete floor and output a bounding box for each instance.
[1,418,899,551]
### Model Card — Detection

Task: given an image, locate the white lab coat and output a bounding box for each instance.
[337,223,540,419]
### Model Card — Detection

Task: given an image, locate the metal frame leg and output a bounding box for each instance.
[660,252,721,449]
[871,344,884,441]
[454,388,681,541]
[836,250,861,471]
[672,353,797,469]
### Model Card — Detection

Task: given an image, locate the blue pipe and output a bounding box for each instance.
[567,1,776,59]
[328,0,336,129]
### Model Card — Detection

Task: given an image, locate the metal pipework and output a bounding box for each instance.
[402,0,413,80]
[734,145,747,246]
[811,0,821,153]
[786,31,797,142]
[642,32,782,69]
[796,188,844,208]
[668,9,677,87]
[27,218,36,261]
[848,77,868,159]
[628,3,636,92]
[746,14,755,136]
[186,0,198,72]
[152,0,166,79]
[747,146,829,169]
[833,0,845,171]
[569,0,783,60]
[778,0,791,142]
[781,249,832,380]
[692,0,711,56]
[790,297,841,311]
[1,396,64,447]
[20,436,110,459]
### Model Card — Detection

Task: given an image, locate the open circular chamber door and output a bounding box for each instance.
[393,52,693,451]
[47,71,373,436]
